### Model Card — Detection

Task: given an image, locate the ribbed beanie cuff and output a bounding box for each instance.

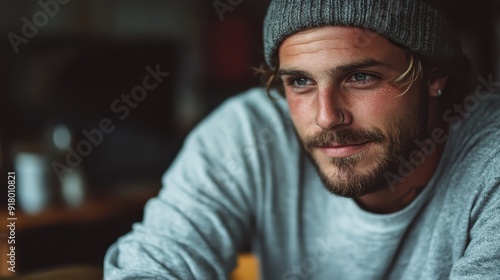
[263,0,461,67]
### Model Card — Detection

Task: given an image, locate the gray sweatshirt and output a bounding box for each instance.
[104,88,500,279]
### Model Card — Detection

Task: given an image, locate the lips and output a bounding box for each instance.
[317,141,370,158]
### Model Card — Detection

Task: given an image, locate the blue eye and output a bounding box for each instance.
[345,72,381,89]
[292,77,310,86]
[353,73,369,81]
[283,76,315,94]
[347,73,379,85]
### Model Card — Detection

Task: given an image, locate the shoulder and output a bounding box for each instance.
[446,93,500,173]
[187,88,294,153]
[439,93,500,215]
[160,88,298,209]
[447,94,500,167]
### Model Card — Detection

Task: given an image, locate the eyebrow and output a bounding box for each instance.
[278,59,393,77]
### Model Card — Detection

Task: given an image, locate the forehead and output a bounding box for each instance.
[278,26,407,69]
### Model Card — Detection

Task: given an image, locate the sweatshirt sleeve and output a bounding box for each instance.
[103,98,258,279]
[448,97,500,280]
[449,174,500,280]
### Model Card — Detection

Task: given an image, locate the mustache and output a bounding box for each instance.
[304,127,386,149]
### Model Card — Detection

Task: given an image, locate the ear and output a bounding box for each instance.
[428,76,449,97]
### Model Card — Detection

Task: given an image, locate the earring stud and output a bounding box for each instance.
[437,89,443,96]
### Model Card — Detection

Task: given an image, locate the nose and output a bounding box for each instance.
[315,88,346,130]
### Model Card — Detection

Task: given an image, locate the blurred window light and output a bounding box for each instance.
[14,152,50,213]
[61,169,85,208]
[53,124,71,149]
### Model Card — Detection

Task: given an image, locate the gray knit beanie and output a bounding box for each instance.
[263,0,461,67]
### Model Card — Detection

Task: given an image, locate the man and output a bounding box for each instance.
[105,0,500,279]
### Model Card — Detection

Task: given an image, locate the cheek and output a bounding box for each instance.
[286,94,316,129]
[354,96,394,122]
[352,88,416,126]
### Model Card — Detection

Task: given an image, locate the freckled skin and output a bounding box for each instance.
[279,26,446,213]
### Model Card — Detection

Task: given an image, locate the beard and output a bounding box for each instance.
[300,113,425,198]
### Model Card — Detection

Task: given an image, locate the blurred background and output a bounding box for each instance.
[0,0,498,277]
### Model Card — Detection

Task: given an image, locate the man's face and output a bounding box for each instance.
[279,26,429,197]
